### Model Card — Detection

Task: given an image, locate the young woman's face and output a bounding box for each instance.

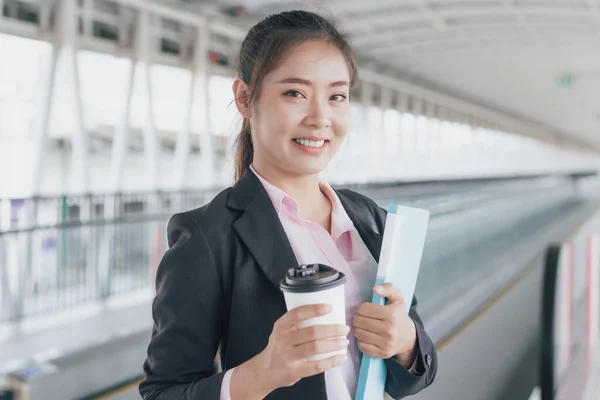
[240,40,351,177]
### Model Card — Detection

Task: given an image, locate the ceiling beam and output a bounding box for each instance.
[363,35,482,56]
[328,0,418,15]
[350,19,595,49]
[416,0,447,31]
[589,0,600,25]
[353,28,460,51]
[502,0,545,46]
[2,0,597,153]
[350,26,437,48]
[344,5,594,32]
[357,68,598,152]
[116,0,207,27]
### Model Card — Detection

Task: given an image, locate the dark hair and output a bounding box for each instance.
[233,10,358,182]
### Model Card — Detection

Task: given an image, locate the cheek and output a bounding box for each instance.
[256,97,302,133]
[333,108,351,138]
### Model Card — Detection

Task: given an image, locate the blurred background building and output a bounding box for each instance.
[1,0,600,399]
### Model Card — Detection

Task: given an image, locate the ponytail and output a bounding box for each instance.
[234,118,253,182]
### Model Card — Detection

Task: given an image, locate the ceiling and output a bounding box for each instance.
[173,0,600,146]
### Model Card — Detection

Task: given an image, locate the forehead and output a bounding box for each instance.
[266,40,350,83]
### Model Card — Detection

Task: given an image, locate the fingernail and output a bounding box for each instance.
[343,325,350,334]
[375,285,383,292]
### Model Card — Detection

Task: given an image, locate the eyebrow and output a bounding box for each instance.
[278,77,349,88]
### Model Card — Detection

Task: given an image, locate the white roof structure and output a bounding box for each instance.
[180,0,600,149]
[1,0,598,151]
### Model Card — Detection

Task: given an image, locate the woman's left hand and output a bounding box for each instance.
[352,283,418,369]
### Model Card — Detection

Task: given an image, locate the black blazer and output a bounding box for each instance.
[140,168,437,400]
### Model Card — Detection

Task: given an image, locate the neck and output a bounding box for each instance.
[251,161,324,212]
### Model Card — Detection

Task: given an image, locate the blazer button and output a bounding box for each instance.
[425,354,432,368]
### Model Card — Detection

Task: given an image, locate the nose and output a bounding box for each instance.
[303,98,331,129]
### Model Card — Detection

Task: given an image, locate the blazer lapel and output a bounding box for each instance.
[227,168,299,292]
[335,189,384,263]
[227,169,328,400]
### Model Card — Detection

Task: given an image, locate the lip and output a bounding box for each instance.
[293,136,329,142]
[292,138,329,155]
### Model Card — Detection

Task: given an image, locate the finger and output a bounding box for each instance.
[278,304,332,331]
[289,338,349,361]
[300,354,347,378]
[287,324,350,346]
[353,314,386,334]
[374,283,405,305]
[354,327,383,347]
[356,302,388,320]
[357,341,387,359]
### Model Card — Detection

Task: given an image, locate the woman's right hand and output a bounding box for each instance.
[256,303,350,393]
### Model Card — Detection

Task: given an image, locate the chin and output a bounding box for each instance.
[291,160,330,176]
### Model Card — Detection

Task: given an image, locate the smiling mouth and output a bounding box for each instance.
[292,138,328,148]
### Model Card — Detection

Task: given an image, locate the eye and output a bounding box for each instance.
[331,94,348,102]
[284,90,304,98]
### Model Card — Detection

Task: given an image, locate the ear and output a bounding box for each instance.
[233,77,251,118]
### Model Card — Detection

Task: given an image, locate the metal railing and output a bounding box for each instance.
[0,174,596,324]
[0,190,219,323]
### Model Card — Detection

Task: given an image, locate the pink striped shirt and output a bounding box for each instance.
[220,165,413,399]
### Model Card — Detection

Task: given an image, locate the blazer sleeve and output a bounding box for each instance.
[353,191,438,398]
[383,294,438,399]
[139,212,227,400]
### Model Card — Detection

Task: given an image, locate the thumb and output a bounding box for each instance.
[374,283,405,305]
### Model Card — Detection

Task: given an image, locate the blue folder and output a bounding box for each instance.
[355,204,429,400]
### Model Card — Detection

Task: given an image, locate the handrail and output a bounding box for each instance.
[0,175,576,235]
[540,245,562,399]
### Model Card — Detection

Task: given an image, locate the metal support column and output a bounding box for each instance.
[83,0,94,36]
[175,24,211,191]
[109,61,135,191]
[30,47,59,196]
[57,0,90,193]
[138,10,160,191]
[195,24,215,190]
[68,47,90,193]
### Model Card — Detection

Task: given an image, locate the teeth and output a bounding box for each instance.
[294,139,326,148]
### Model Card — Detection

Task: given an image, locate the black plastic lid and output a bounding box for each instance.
[280,264,346,293]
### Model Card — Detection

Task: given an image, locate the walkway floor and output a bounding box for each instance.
[0,290,152,380]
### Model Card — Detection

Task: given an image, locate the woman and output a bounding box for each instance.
[140,10,437,400]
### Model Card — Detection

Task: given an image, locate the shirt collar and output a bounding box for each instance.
[249,165,356,240]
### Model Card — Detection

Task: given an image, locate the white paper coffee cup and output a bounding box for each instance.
[280,264,347,361]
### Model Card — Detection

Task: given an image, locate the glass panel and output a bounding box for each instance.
[79,50,130,130]
[152,64,191,132]
[0,34,52,197]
